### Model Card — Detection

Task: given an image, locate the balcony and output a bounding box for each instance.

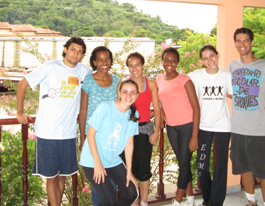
[0,116,175,205]
[2,116,262,206]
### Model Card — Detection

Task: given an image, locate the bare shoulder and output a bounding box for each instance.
[147,79,157,90]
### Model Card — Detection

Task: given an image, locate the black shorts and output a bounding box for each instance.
[32,137,78,178]
[132,133,153,181]
[230,133,265,179]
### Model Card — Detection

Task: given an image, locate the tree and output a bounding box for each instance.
[104,30,125,37]
[76,24,96,37]
[122,3,136,12]
[243,8,265,59]
[244,8,265,35]
[135,29,152,38]
[252,33,265,59]
[177,31,216,72]
[0,0,190,45]
[210,24,217,36]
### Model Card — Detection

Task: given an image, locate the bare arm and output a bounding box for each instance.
[159,102,165,128]
[87,126,106,184]
[148,79,160,145]
[185,80,200,152]
[227,93,232,99]
[79,89,88,151]
[16,78,32,124]
[124,135,137,188]
[156,86,165,128]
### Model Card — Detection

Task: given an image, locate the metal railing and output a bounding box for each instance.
[0,117,79,206]
[0,117,168,205]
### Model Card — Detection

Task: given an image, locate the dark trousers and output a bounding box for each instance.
[197,130,231,206]
[166,123,193,189]
[91,179,117,206]
[83,163,138,206]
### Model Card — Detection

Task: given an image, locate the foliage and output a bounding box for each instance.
[177,32,216,72]
[243,8,265,59]
[111,39,140,80]
[1,130,46,205]
[0,0,190,44]
[104,30,126,37]
[210,24,217,36]
[252,33,265,59]
[243,8,265,35]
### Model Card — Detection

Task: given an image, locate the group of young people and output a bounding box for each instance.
[16,27,265,206]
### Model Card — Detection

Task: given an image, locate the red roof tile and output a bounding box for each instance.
[35,27,61,34]
[11,24,36,32]
[0,22,63,36]
[0,34,65,37]
[0,22,12,29]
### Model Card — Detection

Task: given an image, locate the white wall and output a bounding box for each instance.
[0,37,155,69]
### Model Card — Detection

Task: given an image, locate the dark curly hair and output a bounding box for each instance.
[62,37,86,58]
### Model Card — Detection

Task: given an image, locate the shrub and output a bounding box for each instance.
[1,130,46,205]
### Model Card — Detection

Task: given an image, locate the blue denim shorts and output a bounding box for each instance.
[32,137,78,178]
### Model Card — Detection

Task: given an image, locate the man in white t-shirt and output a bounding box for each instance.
[16,37,92,206]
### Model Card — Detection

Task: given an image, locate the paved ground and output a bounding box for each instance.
[150,187,263,205]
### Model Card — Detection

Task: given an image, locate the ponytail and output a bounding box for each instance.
[129,103,139,122]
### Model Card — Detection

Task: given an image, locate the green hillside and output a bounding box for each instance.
[0,0,193,43]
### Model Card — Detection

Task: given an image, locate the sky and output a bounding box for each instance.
[115,0,217,34]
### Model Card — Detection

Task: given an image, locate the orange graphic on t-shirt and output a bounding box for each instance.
[68,76,79,86]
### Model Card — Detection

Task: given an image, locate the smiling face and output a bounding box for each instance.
[235,33,254,57]
[127,56,144,79]
[63,43,85,68]
[162,52,179,75]
[93,50,111,73]
[119,82,139,107]
[201,49,219,73]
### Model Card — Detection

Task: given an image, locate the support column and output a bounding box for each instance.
[216,0,243,189]
[52,41,57,60]
[14,41,21,67]
[216,0,243,70]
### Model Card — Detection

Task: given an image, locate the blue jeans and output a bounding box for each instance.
[197,130,231,206]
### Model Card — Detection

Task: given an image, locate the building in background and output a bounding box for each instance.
[0,22,155,69]
[0,22,64,37]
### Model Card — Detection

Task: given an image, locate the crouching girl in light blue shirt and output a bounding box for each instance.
[80,79,139,206]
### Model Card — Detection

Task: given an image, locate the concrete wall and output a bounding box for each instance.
[0,37,155,69]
